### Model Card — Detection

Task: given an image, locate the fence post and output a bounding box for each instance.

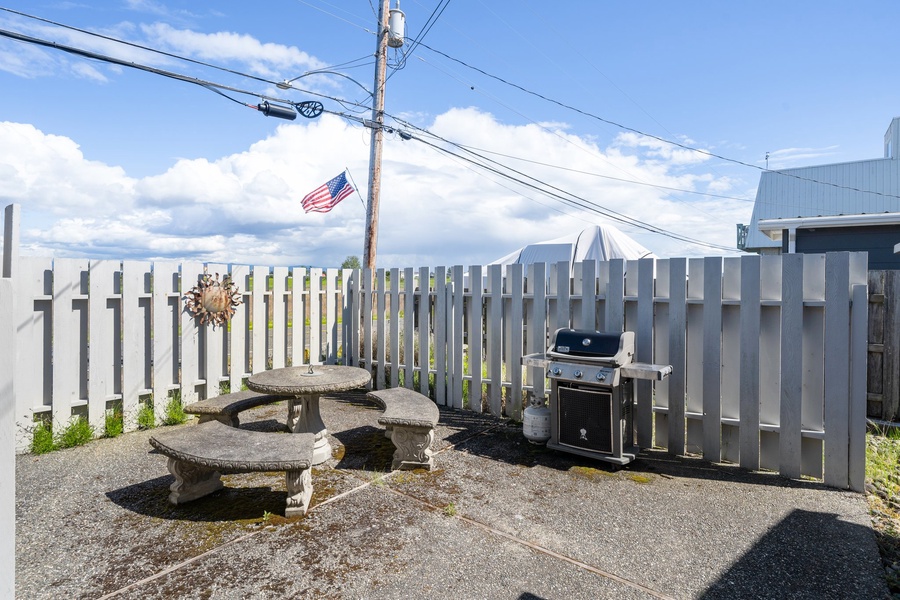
[635,258,655,449]
[2,204,19,279]
[0,278,15,597]
[779,254,804,480]
[739,255,761,470]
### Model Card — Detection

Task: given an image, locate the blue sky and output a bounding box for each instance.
[1,1,898,267]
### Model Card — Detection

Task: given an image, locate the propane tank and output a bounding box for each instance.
[388,3,405,48]
[523,403,551,444]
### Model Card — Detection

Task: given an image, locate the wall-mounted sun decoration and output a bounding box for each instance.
[184,273,242,327]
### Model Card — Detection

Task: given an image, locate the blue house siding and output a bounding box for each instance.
[795,224,900,269]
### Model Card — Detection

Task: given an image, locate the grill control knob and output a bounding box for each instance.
[596,372,606,382]
[573,370,583,379]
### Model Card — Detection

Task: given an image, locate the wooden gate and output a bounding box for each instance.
[868,270,900,421]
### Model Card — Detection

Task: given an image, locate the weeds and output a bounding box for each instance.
[30,416,95,454]
[104,408,124,438]
[30,420,54,455]
[55,417,95,449]
[443,502,457,517]
[161,392,187,426]
[136,402,156,430]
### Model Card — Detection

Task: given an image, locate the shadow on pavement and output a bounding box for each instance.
[699,509,881,599]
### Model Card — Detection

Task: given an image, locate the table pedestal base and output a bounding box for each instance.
[288,394,331,465]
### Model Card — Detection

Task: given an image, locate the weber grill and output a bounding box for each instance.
[524,328,672,466]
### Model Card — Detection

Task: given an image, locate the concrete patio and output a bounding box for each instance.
[15,391,889,599]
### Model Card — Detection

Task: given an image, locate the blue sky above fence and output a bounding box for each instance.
[1,1,899,267]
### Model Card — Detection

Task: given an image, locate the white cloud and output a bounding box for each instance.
[140,23,323,78]
[766,146,840,169]
[0,109,751,266]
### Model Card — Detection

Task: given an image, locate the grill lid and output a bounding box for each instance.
[548,328,634,366]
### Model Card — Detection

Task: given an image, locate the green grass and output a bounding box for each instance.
[865,424,900,596]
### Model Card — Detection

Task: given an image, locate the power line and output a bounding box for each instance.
[0,21,735,252]
[414,39,900,201]
[453,143,755,203]
[390,118,735,252]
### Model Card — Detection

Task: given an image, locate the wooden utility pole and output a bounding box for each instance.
[363,0,390,271]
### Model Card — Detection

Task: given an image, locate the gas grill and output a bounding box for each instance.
[524,328,672,466]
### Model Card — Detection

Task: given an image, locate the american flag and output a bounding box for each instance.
[301,171,354,213]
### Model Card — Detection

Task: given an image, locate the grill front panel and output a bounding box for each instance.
[556,386,614,454]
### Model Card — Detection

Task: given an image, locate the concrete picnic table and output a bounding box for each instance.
[247,365,372,465]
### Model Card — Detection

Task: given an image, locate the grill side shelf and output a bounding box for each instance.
[521,353,550,368]
[619,363,673,381]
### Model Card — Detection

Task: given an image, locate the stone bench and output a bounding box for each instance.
[184,390,281,427]
[366,388,440,471]
[149,420,315,517]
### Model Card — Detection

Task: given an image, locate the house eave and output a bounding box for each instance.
[758,212,900,241]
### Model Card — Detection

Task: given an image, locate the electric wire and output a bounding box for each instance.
[0,23,742,249]
[411,53,745,223]
[394,0,451,71]
[294,0,373,34]
[5,5,892,204]
[454,144,755,203]
[386,114,735,250]
[414,39,900,201]
[0,14,830,249]
[0,27,373,117]
[408,132,734,252]
[0,5,376,109]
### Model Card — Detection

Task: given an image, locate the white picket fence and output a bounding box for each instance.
[353,254,868,492]
[7,257,352,448]
[0,208,869,490]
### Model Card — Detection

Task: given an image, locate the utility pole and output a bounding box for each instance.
[363,0,390,271]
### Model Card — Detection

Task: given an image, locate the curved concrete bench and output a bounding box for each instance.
[149,420,315,517]
[184,390,281,427]
[366,388,439,471]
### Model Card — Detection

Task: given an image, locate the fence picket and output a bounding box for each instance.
[390,268,401,389]
[468,265,484,411]
[251,265,268,374]
[667,258,687,456]
[312,268,326,366]
[635,258,654,449]
[451,265,464,409]
[434,266,447,405]
[739,256,761,470]
[52,258,88,428]
[271,266,287,370]
[229,264,250,388]
[416,267,429,396]
[528,262,547,409]
[508,264,524,421]
[403,267,415,387]
[91,260,120,431]
[202,263,228,398]
[779,254,804,479]
[180,262,202,406]
[486,265,502,416]
[122,261,150,418]
[702,256,723,462]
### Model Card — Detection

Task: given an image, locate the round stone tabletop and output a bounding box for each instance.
[247,365,371,396]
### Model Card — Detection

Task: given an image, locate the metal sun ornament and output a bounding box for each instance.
[184,273,242,327]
